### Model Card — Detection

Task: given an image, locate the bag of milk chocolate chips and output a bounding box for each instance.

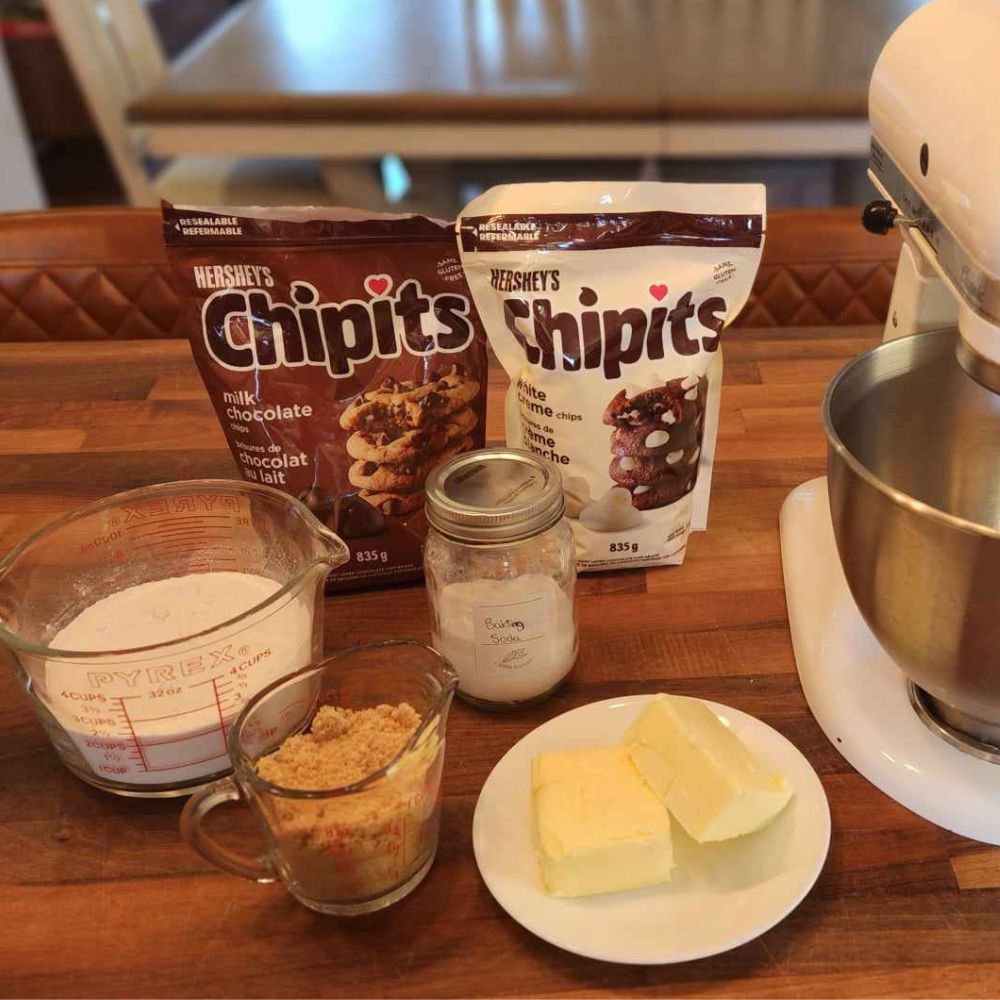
[163,203,487,590]
[458,182,764,571]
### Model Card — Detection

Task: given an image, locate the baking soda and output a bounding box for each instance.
[432,574,577,704]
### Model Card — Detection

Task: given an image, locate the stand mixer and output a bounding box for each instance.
[781,0,1000,845]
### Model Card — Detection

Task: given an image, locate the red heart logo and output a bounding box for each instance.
[365,274,392,296]
[649,284,668,301]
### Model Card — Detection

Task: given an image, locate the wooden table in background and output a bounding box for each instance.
[127,0,921,161]
[3,327,1000,998]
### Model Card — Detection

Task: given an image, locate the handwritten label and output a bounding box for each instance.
[471,591,550,677]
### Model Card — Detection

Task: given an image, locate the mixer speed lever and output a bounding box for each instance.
[862,200,916,235]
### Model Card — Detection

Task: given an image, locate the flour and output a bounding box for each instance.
[53,572,287,651]
[45,572,314,787]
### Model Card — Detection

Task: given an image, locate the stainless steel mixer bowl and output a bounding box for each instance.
[824,327,1000,748]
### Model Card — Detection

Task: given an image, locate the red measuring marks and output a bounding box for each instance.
[109,675,241,775]
[123,515,243,563]
[112,695,149,771]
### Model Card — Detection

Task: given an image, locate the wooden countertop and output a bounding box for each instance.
[4,328,1000,998]
[127,0,918,124]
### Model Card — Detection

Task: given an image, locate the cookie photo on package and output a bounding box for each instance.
[163,203,488,591]
[457,181,765,572]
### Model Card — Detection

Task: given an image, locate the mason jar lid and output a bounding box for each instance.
[424,448,565,544]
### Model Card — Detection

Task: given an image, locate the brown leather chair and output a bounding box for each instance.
[0,208,180,341]
[0,206,900,342]
[736,208,900,328]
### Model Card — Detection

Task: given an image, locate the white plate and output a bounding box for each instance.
[472,694,830,965]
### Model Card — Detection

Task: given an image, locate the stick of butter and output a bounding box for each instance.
[532,745,673,897]
[627,694,793,843]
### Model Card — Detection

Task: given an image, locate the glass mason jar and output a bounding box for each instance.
[424,448,578,710]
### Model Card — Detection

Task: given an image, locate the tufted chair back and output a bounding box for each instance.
[0,208,180,341]
[736,209,900,328]
[0,207,900,342]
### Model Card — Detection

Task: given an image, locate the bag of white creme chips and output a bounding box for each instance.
[457,182,765,570]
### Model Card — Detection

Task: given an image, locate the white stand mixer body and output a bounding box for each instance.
[869,0,1000,364]
[883,238,956,342]
[779,0,1000,841]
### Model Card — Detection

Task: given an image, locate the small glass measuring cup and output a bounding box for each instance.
[181,642,458,915]
[0,479,348,797]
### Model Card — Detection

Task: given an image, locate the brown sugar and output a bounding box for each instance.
[253,701,442,903]
[257,702,420,790]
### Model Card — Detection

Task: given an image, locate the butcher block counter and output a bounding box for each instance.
[3,327,1000,998]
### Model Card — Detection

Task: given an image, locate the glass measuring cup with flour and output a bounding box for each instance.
[0,480,348,796]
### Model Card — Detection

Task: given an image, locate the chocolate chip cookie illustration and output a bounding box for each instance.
[608,452,688,488]
[610,423,701,459]
[341,368,481,518]
[359,489,427,517]
[348,436,472,493]
[345,407,478,464]
[340,367,480,431]
[603,376,706,511]
[629,471,698,510]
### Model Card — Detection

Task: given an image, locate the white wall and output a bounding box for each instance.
[0,41,45,211]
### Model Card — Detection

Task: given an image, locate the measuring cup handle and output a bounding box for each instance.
[180,778,275,883]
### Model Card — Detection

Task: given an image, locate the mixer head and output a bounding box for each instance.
[864,0,1000,393]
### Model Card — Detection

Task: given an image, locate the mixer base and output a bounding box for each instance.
[908,685,1000,764]
[781,477,1000,845]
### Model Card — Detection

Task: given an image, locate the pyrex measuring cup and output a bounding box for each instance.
[0,480,348,797]
[181,641,458,915]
